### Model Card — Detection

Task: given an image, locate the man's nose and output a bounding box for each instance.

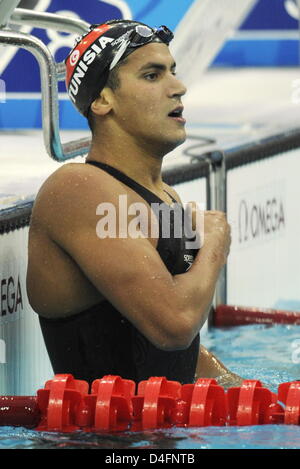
[168,74,187,99]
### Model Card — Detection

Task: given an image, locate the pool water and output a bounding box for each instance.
[0,323,299,449]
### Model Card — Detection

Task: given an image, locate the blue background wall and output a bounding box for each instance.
[0,0,298,129]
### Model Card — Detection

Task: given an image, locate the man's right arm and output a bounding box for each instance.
[41,165,230,351]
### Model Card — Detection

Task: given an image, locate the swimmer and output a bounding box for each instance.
[26,20,243,387]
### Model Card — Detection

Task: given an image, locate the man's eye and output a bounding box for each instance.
[144,72,158,80]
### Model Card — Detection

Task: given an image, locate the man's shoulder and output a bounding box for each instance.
[38,161,107,195]
[31,162,126,232]
[35,162,123,208]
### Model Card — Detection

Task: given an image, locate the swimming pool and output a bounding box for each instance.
[0,322,299,449]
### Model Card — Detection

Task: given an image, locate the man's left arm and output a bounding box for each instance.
[195,344,244,388]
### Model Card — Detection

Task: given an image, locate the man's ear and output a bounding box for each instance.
[90,88,113,117]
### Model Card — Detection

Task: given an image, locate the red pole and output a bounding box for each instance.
[0,396,41,428]
[214,305,300,327]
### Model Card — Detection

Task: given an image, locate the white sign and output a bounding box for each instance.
[227,148,300,310]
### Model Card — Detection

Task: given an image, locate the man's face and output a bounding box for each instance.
[110,42,187,155]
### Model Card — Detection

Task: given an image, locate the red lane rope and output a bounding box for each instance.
[214,305,300,327]
[0,374,299,431]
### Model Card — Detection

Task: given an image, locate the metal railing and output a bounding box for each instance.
[10,7,89,34]
[10,8,89,80]
[0,0,20,28]
[0,4,90,161]
[189,147,227,309]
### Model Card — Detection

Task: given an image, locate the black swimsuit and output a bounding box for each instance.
[39,161,200,385]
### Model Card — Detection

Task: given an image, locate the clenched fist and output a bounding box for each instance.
[186,202,231,265]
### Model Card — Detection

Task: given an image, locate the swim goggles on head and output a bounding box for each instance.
[109,25,174,70]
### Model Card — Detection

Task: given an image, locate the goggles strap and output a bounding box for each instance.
[109,38,131,70]
[109,26,155,71]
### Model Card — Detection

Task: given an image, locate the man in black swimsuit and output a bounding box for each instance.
[27,20,242,387]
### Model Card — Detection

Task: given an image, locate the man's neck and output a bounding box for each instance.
[86,133,167,192]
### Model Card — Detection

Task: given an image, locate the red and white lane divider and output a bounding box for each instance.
[0,374,299,432]
[214,305,300,327]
